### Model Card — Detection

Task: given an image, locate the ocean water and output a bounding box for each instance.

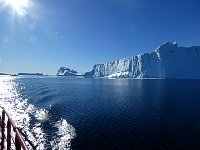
[0,76,200,150]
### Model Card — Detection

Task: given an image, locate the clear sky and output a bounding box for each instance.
[0,0,200,75]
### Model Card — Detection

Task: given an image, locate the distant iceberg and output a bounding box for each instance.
[58,42,200,79]
[57,67,83,76]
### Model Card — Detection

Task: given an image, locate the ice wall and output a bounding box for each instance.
[91,42,200,79]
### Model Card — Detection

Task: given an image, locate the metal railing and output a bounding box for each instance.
[0,107,29,150]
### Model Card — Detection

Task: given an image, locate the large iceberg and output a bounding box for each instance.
[88,42,200,79]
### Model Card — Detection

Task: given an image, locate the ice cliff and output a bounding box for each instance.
[88,42,200,79]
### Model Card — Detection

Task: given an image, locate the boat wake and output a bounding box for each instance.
[0,77,76,149]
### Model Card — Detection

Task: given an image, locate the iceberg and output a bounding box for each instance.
[88,42,200,79]
[57,67,83,76]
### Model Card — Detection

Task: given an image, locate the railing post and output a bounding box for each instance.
[1,110,5,150]
[15,134,21,150]
[0,107,30,150]
[7,119,11,150]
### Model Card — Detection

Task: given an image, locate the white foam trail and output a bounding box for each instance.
[0,77,76,149]
[35,109,49,122]
[51,118,76,150]
[0,77,47,149]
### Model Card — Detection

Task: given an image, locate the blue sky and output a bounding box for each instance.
[0,0,200,75]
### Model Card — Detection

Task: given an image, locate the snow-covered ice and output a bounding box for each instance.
[90,42,200,79]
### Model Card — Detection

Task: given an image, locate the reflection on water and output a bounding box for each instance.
[0,77,75,150]
[1,77,200,150]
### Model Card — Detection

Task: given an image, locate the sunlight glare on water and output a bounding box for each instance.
[0,76,76,150]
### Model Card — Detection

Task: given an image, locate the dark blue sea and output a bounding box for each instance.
[1,76,200,150]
